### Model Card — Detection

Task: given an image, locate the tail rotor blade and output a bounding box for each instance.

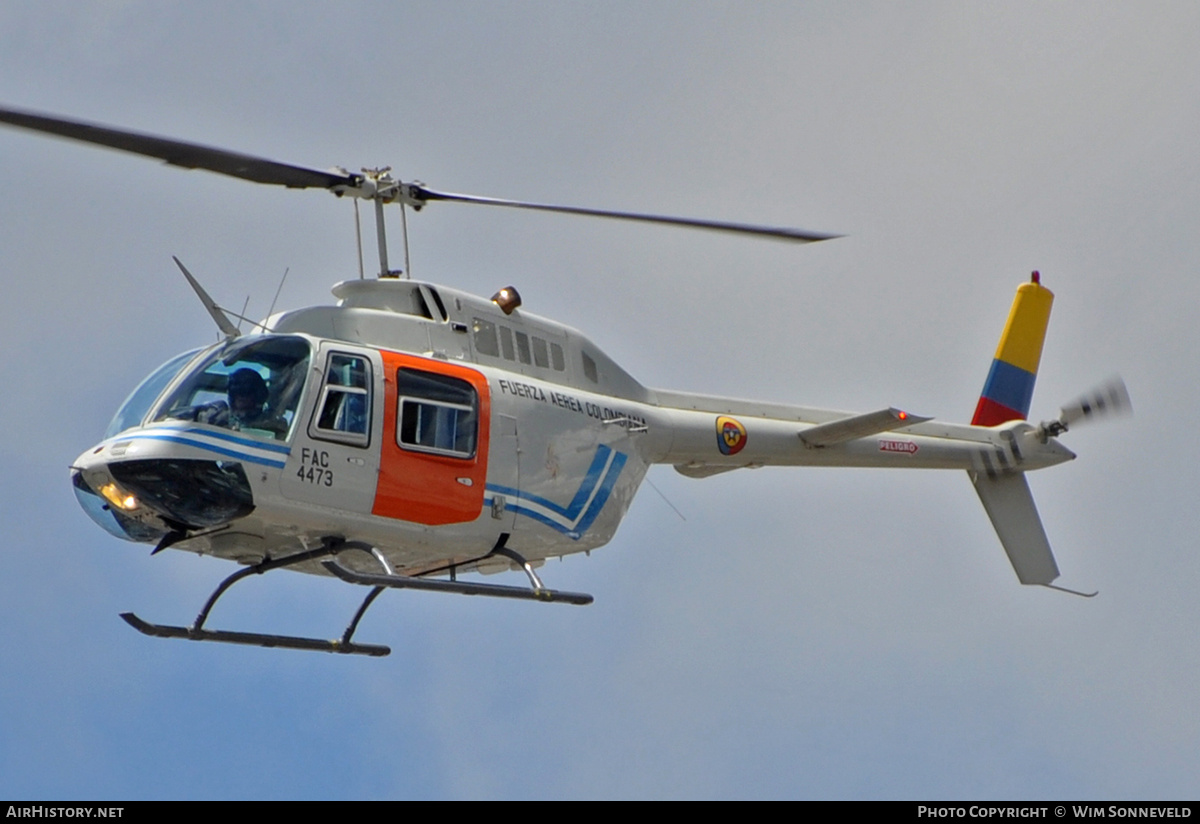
[1058,377,1132,429]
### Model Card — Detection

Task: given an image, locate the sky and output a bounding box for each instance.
[0,1,1197,800]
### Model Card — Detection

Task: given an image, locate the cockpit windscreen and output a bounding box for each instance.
[154,336,311,441]
[105,347,205,439]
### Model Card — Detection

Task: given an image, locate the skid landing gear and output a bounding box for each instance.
[122,540,391,656]
[121,534,592,657]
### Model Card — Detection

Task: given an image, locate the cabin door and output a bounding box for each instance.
[484,412,519,532]
[372,352,490,525]
[280,345,382,514]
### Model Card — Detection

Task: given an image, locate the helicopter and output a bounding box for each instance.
[0,106,1130,658]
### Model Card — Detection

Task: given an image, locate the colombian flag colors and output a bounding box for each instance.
[971,275,1054,427]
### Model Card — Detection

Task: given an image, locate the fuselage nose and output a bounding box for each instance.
[72,466,142,542]
[72,435,258,543]
[107,457,256,529]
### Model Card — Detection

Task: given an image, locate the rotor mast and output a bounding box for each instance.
[352,166,415,279]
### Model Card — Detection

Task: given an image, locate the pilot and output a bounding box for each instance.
[193,368,287,436]
[226,368,271,424]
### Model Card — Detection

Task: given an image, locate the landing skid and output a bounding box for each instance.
[121,534,592,657]
[323,534,593,604]
[323,559,594,604]
[120,612,391,657]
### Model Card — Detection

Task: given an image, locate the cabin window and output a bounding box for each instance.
[551,342,565,372]
[499,326,515,360]
[397,368,478,459]
[582,350,598,383]
[515,331,532,365]
[311,353,371,446]
[473,318,500,357]
[418,285,449,322]
[532,336,550,368]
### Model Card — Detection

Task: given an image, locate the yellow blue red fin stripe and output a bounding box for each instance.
[993,280,1054,374]
[972,275,1054,426]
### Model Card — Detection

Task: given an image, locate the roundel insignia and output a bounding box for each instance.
[716,415,747,456]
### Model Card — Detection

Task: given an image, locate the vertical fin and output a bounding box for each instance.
[970,471,1060,585]
[972,272,1054,426]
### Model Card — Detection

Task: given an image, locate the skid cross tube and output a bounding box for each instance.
[121,538,392,657]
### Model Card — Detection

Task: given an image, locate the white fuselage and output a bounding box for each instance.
[71,278,1074,579]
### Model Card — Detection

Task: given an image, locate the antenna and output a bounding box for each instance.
[172,256,240,339]
[264,267,289,330]
[235,295,250,334]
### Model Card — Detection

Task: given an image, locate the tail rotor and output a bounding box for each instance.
[1040,377,1132,438]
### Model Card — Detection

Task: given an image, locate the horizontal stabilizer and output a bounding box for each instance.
[970,471,1059,585]
[674,462,744,479]
[799,407,931,448]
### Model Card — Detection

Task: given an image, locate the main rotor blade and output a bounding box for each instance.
[0,105,840,243]
[0,106,357,190]
[411,186,841,243]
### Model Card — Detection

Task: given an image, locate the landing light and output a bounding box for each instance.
[99,482,138,511]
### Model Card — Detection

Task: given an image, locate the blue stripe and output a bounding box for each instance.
[131,434,288,468]
[980,358,1036,418]
[146,426,292,454]
[483,445,626,540]
[487,445,613,519]
[558,446,612,518]
[572,451,627,535]
[503,504,584,539]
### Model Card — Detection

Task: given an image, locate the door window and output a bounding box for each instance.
[310,352,372,446]
[396,368,478,458]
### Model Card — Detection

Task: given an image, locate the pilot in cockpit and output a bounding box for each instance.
[193,368,287,437]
